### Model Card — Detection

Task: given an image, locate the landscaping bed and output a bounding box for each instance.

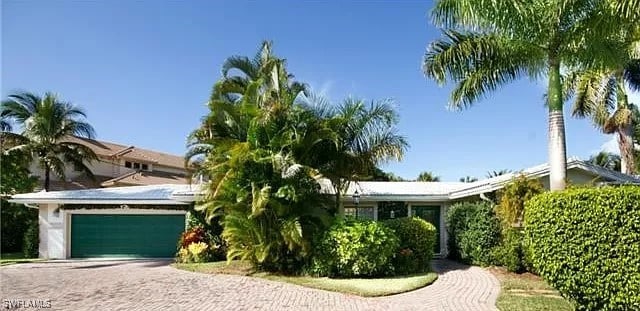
[0,252,43,266]
[174,260,437,297]
[488,267,572,311]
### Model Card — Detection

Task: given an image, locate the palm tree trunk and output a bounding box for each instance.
[547,60,567,191]
[44,164,51,191]
[619,124,636,175]
[615,83,636,175]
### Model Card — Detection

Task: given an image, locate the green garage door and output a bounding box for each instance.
[71,214,185,258]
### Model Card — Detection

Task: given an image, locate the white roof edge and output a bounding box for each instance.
[8,199,190,205]
[449,158,640,199]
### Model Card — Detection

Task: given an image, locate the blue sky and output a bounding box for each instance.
[2,1,617,181]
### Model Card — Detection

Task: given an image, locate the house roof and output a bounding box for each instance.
[10,158,639,205]
[100,170,189,187]
[448,157,640,199]
[66,136,185,169]
[10,184,196,205]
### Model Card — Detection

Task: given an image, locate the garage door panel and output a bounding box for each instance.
[71,214,185,258]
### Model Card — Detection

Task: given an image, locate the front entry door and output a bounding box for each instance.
[412,206,441,254]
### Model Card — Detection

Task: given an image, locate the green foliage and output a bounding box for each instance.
[177,226,225,262]
[496,175,544,226]
[525,186,640,310]
[416,171,440,182]
[492,228,531,273]
[22,220,38,258]
[0,152,37,195]
[383,217,436,275]
[446,201,501,266]
[1,152,38,253]
[313,220,399,277]
[188,41,406,274]
[1,92,98,190]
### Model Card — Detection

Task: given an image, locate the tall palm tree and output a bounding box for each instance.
[1,92,97,191]
[486,169,512,179]
[589,151,622,171]
[423,0,639,190]
[459,176,478,183]
[567,58,640,175]
[416,171,440,182]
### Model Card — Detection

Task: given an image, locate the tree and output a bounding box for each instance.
[567,52,640,174]
[589,151,622,171]
[1,150,38,254]
[486,169,512,179]
[416,171,440,182]
[1,92,97,191]
[423,0,639,190]
[300,94,408,213]
[459,176,478,183]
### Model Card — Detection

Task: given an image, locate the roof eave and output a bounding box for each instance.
[8,198,190,205]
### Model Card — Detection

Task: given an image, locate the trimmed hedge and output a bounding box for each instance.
[312,219,399,277]
[384,217,437,274]
[525,186,640,310]
[446,201,501,266]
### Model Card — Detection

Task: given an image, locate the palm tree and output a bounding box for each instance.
[1,92,97,191]
[589,151,622,171]
[423,0,639,190]
[486,169,512,179]
[459,176,478,183]
[416,171,440,182]
[567,57,640,175]
[300,95,408,213]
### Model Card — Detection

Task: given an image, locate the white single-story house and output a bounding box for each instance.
[10,157,640,259]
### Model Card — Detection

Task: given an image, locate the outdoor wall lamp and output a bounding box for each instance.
[352,190,360,219]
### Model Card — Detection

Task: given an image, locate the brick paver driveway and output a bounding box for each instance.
[1,260,498,311]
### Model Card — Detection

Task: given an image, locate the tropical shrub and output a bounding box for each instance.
[0,152,38,253]
[383,217,436,274]
[176,226,224,262]
[446,201,501,266]
[22,219,39,258]
[312,220,399,277]
[492,228,529,273]
[496,175,544,227]
[525,186,640,310]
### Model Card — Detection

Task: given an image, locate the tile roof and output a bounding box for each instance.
[65,136,185,169]
[101,170,189,187]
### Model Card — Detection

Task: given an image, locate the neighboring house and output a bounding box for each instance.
[10,157,640,259]
[29,136,189,190]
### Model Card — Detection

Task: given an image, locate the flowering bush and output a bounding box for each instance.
[176,226,226,262]
[178,226,207,249]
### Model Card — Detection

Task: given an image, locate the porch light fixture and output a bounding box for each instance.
[352,190,360,219]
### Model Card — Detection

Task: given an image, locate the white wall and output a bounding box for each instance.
[38,204,64,259]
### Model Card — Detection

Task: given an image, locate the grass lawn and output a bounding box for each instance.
[174,261,438,297]
[0,252,43,266]
[488,267,573,311]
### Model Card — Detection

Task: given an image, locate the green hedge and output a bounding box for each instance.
[525,186,640,310]
[384,217,436,274]
[446,201,501,266]
[312,219,399,277]
[1,202,38,254]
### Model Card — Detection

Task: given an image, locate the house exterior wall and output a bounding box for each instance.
[536,168,601,189]
[38,204,64,259]
[37,205,187,259]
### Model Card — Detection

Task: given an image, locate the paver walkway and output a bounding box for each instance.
[0,259,498,311]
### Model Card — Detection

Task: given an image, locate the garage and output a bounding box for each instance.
[70,214,185,258]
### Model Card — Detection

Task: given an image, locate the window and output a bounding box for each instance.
[124,160,151,171]
[73,162,84,172]
[344,206,375,221]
